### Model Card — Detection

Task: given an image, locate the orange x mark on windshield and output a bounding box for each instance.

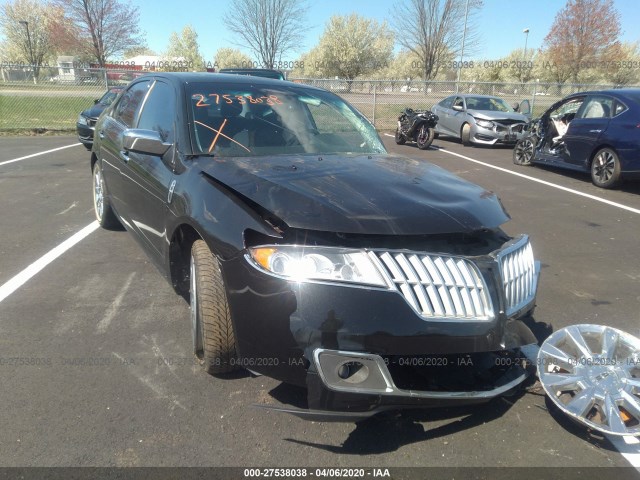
[194,119,251,154]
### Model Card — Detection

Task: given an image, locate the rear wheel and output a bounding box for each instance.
[461,123,472,146]
[92,161,120,229]
[416,125,435,150]
[394,128,406,145]
[591,148,622,189]
[513,136,537,166]
[190,240,238,374]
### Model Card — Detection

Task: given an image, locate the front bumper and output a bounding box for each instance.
[471,123,527,145]
[223,234,540,415]
[77,121,96,146]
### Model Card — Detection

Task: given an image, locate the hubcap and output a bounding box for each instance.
[93,167,104,221]
[538,324,640,436]
[190,254,203,356]
[593,151,615,183]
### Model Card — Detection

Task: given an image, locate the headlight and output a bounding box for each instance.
[248,246,388,287]
[77,114,88,126]
[474,118,494,129]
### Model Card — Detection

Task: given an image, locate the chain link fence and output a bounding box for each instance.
[0,64,635,132]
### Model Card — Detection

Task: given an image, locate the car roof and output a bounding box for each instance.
[564,88,640,101]
[128,71,321,92]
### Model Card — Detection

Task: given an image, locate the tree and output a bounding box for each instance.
[223,0,309,69]
[391,0,483,81]
[53,0,145,67]
[213,47,253,70]
[164,25,204,71]
[310,14,394,84]
[0,0,61,77]
[503,48,536,83]
[600,42,640,86]
[542,0,621,84]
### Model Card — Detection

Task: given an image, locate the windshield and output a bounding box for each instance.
[187,82,386,157]
[466,96,514,112]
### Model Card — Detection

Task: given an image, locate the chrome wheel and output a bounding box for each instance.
[513,137,535,166]
[591,148,621,188]
[538,324,640,436]
[190,253,203,357]
[93,166,104,222]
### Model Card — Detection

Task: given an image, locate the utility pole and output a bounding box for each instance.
[455,0,470,93]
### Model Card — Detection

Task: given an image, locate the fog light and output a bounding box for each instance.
[336,361,369,384]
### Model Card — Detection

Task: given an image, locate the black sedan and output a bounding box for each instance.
[513,89,640,188]
[91,73,540,419]
[77,87,123,149]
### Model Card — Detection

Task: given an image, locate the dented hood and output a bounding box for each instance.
[201,153,510,235]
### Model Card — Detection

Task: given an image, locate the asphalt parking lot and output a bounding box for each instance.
[0,134,639,471]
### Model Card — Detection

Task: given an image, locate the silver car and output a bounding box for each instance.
[432,94,530,146]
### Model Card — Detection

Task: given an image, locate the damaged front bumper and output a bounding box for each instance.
[224,234,541,419]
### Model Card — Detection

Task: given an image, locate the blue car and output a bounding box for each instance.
[513,89,640,188]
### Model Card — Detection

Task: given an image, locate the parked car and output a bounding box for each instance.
[432,94,530,146]
[76,87,124,149]
[91,72,540,419]
[513,89,640,189]
[218,68,284,80]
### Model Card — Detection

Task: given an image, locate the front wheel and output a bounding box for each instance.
[513,136,537,166]
[190,240,238,375]
[461,123,472,146]
[394,128,406,145]
[416,125,435,150]
[591,148,622,189]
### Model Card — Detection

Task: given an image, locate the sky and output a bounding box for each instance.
[132,0,640,63]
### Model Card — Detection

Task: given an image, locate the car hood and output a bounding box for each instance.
[80,103,108,120]
[467,110,528,122]
[199,153,510,235]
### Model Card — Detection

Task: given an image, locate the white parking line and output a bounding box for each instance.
[0,143,81,167]
[0,221,99,304]
[608,436,640,471]
[383,134,640,216]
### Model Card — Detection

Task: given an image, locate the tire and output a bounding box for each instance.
[416,125,435,150]
[190,240,238,375]
[461,123,472,146]
[394,128,406,145]
[92,161,120,229]
[591,147,622,189]
[513,136,537,166]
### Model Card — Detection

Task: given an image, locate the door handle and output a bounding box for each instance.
[589,129,602,133]
[119,151,130,163]
[98,130,105,139]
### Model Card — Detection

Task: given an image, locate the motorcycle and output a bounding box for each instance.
[395,108,439,150]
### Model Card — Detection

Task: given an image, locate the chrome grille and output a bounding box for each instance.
[498,238,536,316]
[373,251,493,320]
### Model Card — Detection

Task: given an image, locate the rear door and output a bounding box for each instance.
[563,95,613,169]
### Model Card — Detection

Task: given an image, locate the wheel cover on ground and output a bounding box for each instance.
[538,324,640,436]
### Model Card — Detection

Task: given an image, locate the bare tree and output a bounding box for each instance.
[542,0,621,83]
[391,0,482,80]
[53,0,145,67]
[223,0,309,69]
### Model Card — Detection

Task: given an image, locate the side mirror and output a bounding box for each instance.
[512,102,520,112]
[94,99,99,104]
[453,104,464,112]
[519,99,531,116]
[123,129,172,156]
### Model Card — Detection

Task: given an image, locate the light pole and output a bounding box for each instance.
[455,0,470,93]
[523,28,530,59]
[19,20,36,83]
